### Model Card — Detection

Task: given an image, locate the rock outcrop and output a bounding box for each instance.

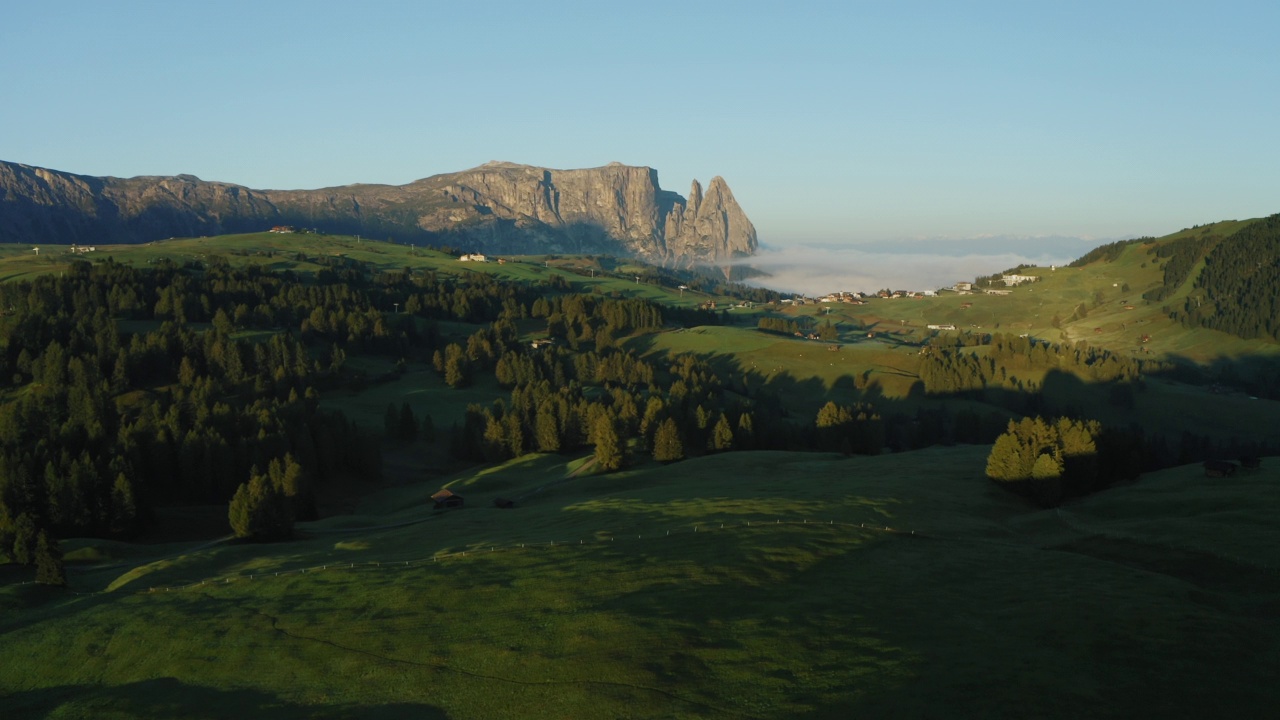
[0,160,757,266]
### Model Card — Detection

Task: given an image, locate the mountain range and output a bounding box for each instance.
[0,160,758,266]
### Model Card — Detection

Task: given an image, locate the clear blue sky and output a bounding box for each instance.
[3,0,1277,247]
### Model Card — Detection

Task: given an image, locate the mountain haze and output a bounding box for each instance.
[0,160,758,266]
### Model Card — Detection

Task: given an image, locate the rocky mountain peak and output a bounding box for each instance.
[0,159,758,267]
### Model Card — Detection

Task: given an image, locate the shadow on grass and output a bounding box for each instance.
[2,676,446,720]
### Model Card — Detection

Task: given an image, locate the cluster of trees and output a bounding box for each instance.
[984,416,1142,506]
[815,401,883,455]
[1171,214,1280,341]
[0,258,422,560]
[757,317,810,335]
[755,317,837,342]
[451,348,777,470]
[919,334,1151,396]
[0,250,718,558]
[228,454,306,541]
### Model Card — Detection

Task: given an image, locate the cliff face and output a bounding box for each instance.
[0,160,757,266]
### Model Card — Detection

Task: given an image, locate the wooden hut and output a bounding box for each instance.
[431,488,464,509]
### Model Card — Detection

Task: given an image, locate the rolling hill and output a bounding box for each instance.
[1,223,1278,719]
[3,447,1277,718]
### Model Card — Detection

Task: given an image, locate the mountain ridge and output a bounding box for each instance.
[0,159,758,267]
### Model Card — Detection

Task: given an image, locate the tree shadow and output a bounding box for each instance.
[1155,351,1280,400]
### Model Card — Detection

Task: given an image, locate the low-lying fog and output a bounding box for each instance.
[735,237,1101,296]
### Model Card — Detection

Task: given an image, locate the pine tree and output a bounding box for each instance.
[985,431,1031,482]
[653,418,684,462]
[110,473,138,536]
[735,412,756,450]
[593,416,623,472]
[34,531,66,586]
[482,411,509,460]
[1031,452,1063,479]
[639,396,666,443]
[710,414,734,452]
[815,401,853,452]
[444,355,468,388]
[535,405,561,453]
[504,411,526,458]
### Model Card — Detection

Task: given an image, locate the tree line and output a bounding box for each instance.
[919,333,1153,397]
[1169,214,1280,341]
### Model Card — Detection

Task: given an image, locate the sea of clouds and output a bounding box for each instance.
[732,238,1098,296]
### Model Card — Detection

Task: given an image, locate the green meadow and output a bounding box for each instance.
[4,448,1278,718]
[3,228,1280,718]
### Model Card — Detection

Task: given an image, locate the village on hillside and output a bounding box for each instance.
[788,271,1046,307]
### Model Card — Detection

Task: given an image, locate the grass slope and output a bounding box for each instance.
[3,448,1277,719]
[0,233,733,311]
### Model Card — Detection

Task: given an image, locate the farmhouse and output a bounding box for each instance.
[459,253,488,262]
[927,324,957,330]
[954,282,973,292]
[1003,274,1038,286]
[530,338,554,349]
[432,488,465,509]
[269,225,294,233]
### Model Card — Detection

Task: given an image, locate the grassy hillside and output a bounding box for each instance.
[0,233,738,310]
[2,227,1279,718]
[3,448,1277,718]
[808,218,1279,363]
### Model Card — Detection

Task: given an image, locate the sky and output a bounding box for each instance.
[2,1,1278,291]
